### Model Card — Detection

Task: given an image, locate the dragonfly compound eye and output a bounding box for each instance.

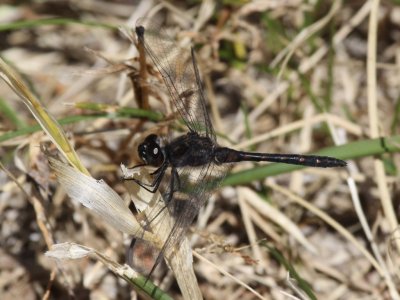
[138,134,164,166]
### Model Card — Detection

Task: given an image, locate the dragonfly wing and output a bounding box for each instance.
[127,161,229,278]
[135,18,216,141]
[154,161,229,266]
[128,18,228,280]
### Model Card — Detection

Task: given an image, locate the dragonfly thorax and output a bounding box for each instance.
[165,132,215,168]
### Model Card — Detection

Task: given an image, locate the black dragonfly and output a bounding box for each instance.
[126,20,346,278]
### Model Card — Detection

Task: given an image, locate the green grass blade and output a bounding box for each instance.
[74,102,163,121]
[0,115,97,143]
[390,96,400,134]
[129,276,175,300]
[0,107,163,143]
[0,96,27,128]
[261,242,317,300]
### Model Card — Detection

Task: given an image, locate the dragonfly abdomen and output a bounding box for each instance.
[214,147,346,168]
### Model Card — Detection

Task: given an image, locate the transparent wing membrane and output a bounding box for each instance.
[135,19,216,140]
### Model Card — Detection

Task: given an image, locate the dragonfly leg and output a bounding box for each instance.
[146,168,179,225]
[163,168,180,203]
[124,162,168,193]
[142,168,179,231]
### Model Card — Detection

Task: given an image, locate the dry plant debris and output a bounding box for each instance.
[1,1,400,299]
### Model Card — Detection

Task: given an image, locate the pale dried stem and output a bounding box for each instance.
[366,1,399,298]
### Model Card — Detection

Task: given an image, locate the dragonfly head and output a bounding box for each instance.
[138,134,164,167]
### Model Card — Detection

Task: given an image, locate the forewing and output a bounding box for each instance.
[128,18,225,279]
[135,19,216,140]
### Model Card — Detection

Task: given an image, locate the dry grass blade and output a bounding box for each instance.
[121,165,201,300]
[51,158,201,298]
[45,242,173,300]
[0,161,55,248]
[267,181,384,277]
[235,113,362,150]
[2,1,400,298]
[271,0,342,79]
[193,251,267,300]
[0,57,89,175]
[238,187,317,254]
[366,2,399,298]
[49,157,145,237]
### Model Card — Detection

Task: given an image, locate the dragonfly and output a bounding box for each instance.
[125,20,346,278]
